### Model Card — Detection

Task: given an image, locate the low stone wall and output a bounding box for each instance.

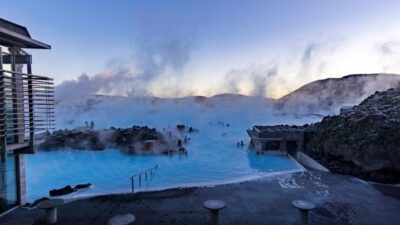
[296,151,330,172]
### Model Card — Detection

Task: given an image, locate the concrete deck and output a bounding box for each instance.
[1,171,399,225]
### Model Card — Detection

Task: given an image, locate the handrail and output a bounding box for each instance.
[0,68,55,141]
[0,69,53,80]
[130,164,159,193]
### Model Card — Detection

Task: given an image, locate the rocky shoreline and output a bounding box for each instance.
[304,88,400,183]
[39,125,194,155]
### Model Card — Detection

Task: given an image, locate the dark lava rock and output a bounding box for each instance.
[74,183,92,190]
[39,126,163,152]
[49,185,76,197]
[39,129,105,151]
[304,88,400,183]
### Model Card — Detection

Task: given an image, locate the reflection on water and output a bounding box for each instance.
[247,150,299,173]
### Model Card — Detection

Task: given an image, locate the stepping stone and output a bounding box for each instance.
[37,198,64,224]
[291,200,316,225]
[203,200,226,225]
[108,213,136,225]
[3,218,34,225]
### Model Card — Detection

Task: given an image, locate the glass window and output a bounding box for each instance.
[0,152,18,214]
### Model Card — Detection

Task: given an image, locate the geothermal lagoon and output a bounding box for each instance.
[25,98,322,202]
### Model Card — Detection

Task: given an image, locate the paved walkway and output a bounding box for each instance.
[1,171,399,225]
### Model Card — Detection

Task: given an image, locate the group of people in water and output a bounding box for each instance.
[175,138,188,156]
[209,121,230,127]
[237,140,245,147]
[217,121,230,127]
[84,121,95,129]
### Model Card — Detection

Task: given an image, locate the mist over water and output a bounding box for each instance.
[25,95,323,202]
[55,95,322,130]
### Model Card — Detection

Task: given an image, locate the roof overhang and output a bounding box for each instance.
[0,26,51,49]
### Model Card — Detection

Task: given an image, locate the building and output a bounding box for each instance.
[0,18,54,214]
[247,125,304,155]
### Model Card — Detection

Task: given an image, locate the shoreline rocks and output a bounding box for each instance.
[304,88,400,183]
[40,126,164,153]
[49,183,93,197]
[39,125,193,155]
[49,185,76,197]
[74,183,92,190]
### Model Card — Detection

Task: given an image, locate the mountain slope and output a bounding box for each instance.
[278,74,400,113]
[55,74,400,116]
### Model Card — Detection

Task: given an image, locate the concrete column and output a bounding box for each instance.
[9,48,25,144]
[280,140,287,151]
[254,140,262,152]
[0,47,7,210]
[27,55,34,149]
[0,140,6,210]
[0,47,6,160]
[15,154,26,205]
[298,132,304,152]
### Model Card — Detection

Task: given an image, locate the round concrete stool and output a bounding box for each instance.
[37,198,64,224]
[291,200,315,225]
[3,218,34,225]
[108,213,136,225]
[203,200,226,225]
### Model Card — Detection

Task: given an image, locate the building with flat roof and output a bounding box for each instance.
[0,18,54,214]
[247,125,304,155]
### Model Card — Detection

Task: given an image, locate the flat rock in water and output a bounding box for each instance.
[49,185,75,196]
[108,213,136,225]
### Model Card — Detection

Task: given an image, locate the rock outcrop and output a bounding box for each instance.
[304,88,400,183]
[49,185,76,197]
[49,183,92,197]
[39,125,190,155]
[40,126,164,152]
[39,129,106,151]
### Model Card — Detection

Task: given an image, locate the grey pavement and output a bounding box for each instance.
[1,171,399,225]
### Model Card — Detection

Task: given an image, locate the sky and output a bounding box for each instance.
[2,0,400,98]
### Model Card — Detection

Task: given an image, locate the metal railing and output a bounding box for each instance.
[0,69,55,140]
[130,164,159,193]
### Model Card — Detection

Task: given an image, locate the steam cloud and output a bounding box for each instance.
[223,65,278,97]
[221,41,338,98]
[377,40,400,72]
[56,28,196,102]
[56,35,400,103]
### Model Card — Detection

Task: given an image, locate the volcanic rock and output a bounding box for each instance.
[74,183,92,190]
[49,185,76,197]
[304,88,400,183]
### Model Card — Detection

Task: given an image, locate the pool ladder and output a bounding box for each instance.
[130,165,159,193]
